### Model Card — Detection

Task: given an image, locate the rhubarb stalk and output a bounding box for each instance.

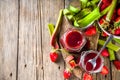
[106,0,117,21]
[48,23,59,49]
[108,48,115,61]
[50,9,63,48]
[78,7,101,27]
[98,39,120,52]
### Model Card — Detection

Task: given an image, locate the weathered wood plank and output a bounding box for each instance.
[0,0,18,80]
[112,43,120,80]
[40,0,65,80]
[18,0,42,80]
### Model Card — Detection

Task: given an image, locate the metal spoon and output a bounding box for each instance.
[85,34,113,71]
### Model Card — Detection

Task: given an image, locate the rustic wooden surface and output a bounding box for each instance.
[0,0,120,80]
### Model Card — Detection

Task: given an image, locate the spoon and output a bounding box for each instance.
[85,34,113,71]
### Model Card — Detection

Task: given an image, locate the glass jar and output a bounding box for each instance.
[79,50,104,73]
[60,28,86,52]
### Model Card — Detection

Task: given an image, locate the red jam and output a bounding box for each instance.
[84,53,101,71]
[60,28,86,52]
[66,31,82,48]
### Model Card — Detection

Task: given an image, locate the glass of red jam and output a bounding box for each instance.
[60,28,86,52]
[79,50,104,73]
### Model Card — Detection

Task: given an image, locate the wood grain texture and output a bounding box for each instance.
[0,0,120,80]
[40,0,65,80]
[18,0,41,80]
[0,0,18,80]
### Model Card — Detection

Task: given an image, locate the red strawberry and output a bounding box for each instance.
[102,32,108,37]
[114,28,120,36]
[113,60,120,70]
[69,60,77,68]
[115,17,120,22]
[100,66,109,75]
[117,8,120,16]
[99,15,106,24]
[99,18,104,24]
[63,68,71,79]
[101,48,109,57]
[65,55,74,63]
[85,26,97,36]
[50,51,58,62]
[83,72,93,80]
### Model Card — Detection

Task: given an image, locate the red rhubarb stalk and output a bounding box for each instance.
[50,9,63,48]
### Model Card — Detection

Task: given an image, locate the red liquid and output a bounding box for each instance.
[84,53,101,71]
[65,31,82,48]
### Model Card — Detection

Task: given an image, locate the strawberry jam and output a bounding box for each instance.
[60,28,86,52]
[79,50,104,73]
[84,53,101,71]
[66,31,82,48]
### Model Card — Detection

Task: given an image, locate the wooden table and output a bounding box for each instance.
[0,0,120,80]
